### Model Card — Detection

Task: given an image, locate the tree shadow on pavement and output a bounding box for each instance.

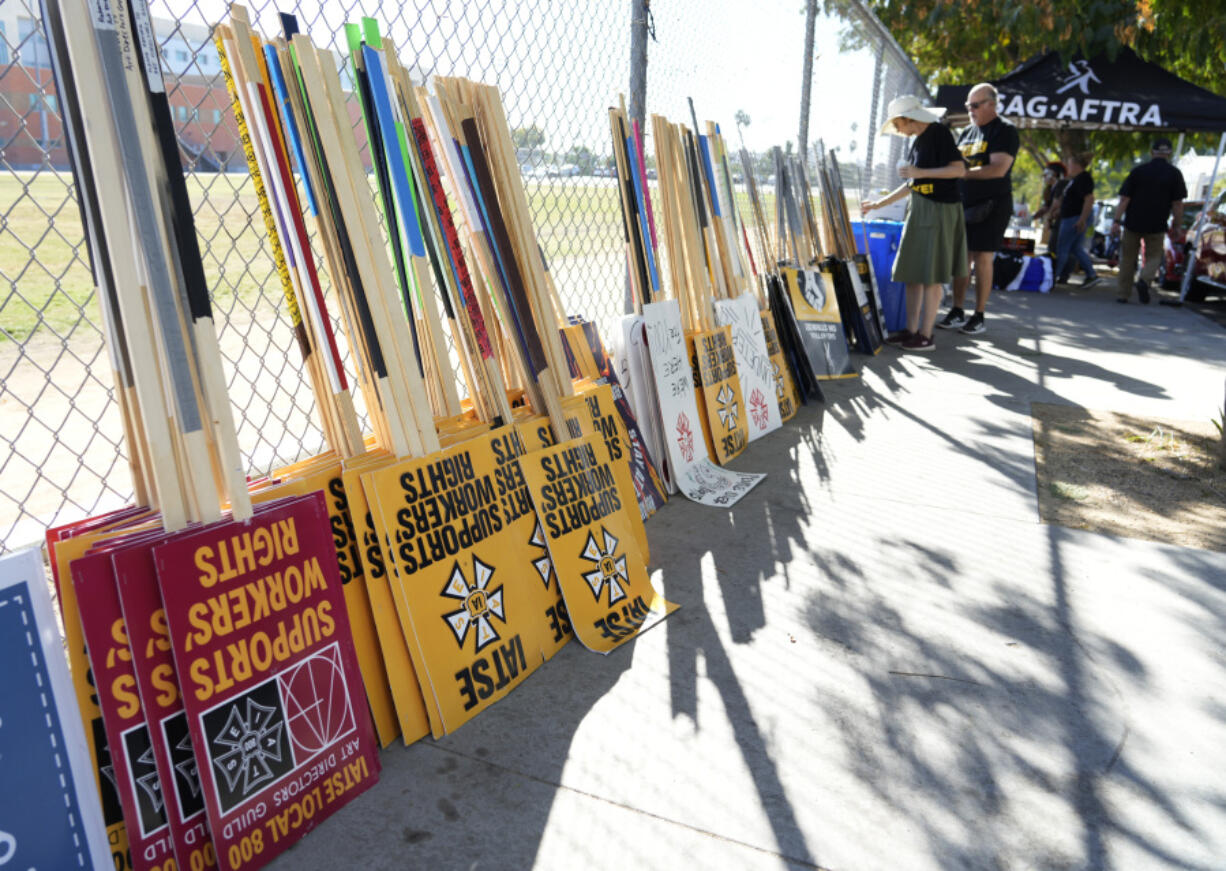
[265,625,635,871]
[799,521,1226,870]
[648,405,835,866]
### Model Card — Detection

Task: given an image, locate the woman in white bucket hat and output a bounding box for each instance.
[863,95,968,351]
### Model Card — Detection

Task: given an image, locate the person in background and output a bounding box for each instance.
[937,82,1019,336]
[1048,169,1072,259]
[1113,137,1187,303]
[1052,152,1102,289]
[1033,161,1065,249]
[862,95,967,352]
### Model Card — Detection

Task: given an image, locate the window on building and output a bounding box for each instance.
[176,50,188,63]
[18,18,51,68]
[177,105,188,122]
[0,22,9,66]
[213,109,222,125]
[27,93,58,113]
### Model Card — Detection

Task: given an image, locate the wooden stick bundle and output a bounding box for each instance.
[422,77,570,432]
[48,0,259,529]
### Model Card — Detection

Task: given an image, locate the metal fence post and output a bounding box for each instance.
[798,0,816,167]
[863,46,884,199]
[628,0,649,129]
[626,0,650,313]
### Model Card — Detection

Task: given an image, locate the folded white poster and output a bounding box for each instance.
[641,300,765,506]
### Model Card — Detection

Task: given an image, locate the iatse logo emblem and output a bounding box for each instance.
[441,555,506,652]
[529,521,556,590]
[580,526,629,606]
[716,383,739,430]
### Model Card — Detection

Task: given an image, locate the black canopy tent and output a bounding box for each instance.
[935,47,1226,131]
[934,47,1226,300]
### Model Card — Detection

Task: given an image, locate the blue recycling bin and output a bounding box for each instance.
[850,220,906,332]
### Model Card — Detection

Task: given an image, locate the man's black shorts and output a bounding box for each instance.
[965,195,1013,252]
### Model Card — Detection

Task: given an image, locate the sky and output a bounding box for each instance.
[154,0,889,163]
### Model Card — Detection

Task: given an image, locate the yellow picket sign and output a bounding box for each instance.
[518,406,588,452]
[250,460,400,747]
[688,325,749,465]
[781,266,857,380]
[569,383,650,564]
[363,430,546,737]
[342,453,433,747]
[761,310,801,421]
[519,434,677,654]
[488,423,578,663]
[560,323,600,380]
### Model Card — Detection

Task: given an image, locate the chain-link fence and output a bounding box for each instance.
[0,0,923,552]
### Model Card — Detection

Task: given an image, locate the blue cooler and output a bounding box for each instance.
[851,220,905,332]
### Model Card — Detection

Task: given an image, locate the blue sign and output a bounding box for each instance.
[0,548,110,870]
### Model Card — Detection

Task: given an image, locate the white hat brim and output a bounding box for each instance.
[878,105,945,137]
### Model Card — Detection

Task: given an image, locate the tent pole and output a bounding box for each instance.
[1175,132,1185,160]
[1178,130,1225,302]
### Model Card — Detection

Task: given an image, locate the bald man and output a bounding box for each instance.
[937,83,1019,336]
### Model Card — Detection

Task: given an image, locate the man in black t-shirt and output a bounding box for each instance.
[1052,153,1101,288]
[937,83,1020,336]
[1112,137,1188,303]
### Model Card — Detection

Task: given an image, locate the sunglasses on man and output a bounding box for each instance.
[965,99,994,110]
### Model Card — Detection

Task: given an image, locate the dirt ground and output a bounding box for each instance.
[1032,402,1226,552]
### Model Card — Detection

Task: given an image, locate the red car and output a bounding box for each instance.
[1161,200,1203,288]
[1183,189,1226,301]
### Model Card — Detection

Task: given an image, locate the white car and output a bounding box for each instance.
[1093,197,1119,238]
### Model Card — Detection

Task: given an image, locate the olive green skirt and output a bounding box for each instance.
[891,194,969,285]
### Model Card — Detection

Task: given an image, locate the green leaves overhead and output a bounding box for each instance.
[836,0,1226,95]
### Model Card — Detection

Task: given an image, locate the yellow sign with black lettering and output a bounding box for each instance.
[688,325,749,465]
[363,431,547,736]
[570,384,650,563]
[342,455,432,746]
[781,266,857,380]
[490,423,578,663]
[520,434,677,654]
[761,310,801,421]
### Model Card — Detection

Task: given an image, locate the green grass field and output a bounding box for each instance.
[0,169,636,345]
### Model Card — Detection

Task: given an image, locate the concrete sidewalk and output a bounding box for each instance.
[269,287,1226,871]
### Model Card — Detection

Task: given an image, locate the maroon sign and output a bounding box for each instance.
[73,547,176,871]
[153,493,378,871]
[115,538,219,871]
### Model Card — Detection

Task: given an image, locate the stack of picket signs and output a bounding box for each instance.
[737,140,893,396]
[608,102,806,507]
[9,4,686,871]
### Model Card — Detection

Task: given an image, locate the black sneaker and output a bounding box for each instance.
[960,312,986,335]
[884,329,914,346]
[1135,279,1151,304]
[1080,276,1103,290]
[937,307,966,330]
